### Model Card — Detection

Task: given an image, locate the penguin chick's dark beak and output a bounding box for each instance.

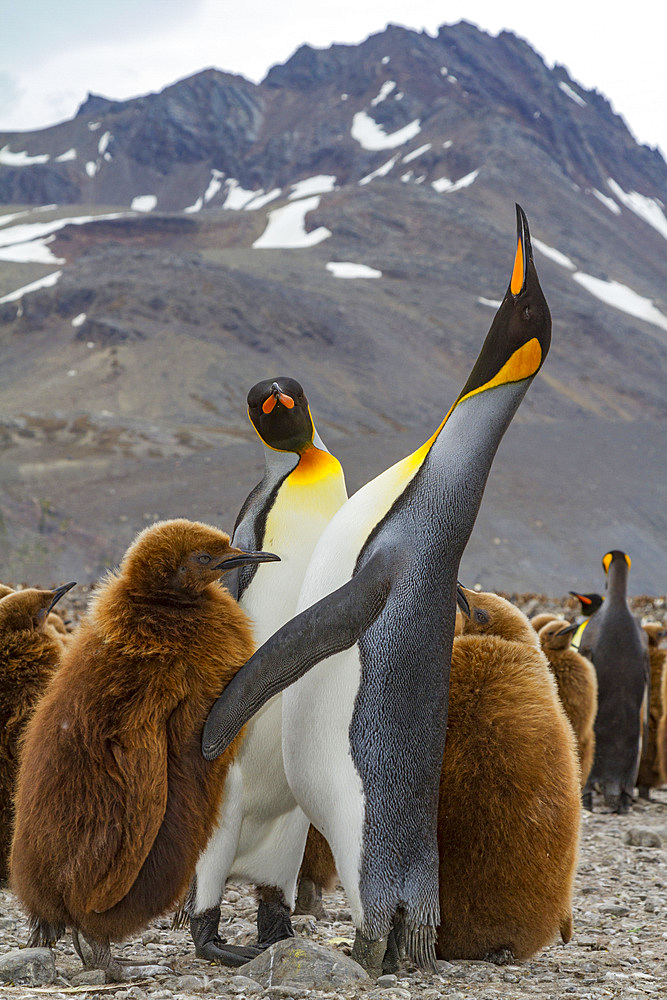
[509,203,532,298]
[48,581,77,614]
[555,622,579,637]
[262,382,295,415]
[456,583,471,618]
[214,550,281,573]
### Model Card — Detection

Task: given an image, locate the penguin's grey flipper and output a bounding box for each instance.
[202,547,394,760]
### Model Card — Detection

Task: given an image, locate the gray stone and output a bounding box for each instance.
[241,938,369,989]
[0,947,56,985]
[599,904,630,916]
[71,968,108,986]
[231,974,264,994]
[377,974,398,986]
[625,828,662,848]
[174,974,205,990]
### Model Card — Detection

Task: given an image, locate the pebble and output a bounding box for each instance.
[231,974,265,994]
[625,828,662,848]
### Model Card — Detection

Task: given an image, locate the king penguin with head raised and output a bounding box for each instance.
[187,377,347,962]
[203,205,552,976]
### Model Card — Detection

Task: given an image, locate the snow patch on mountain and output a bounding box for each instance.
[0,146,50,166]
[606,179,667,240]
[351,112,421,151]
[432,169,479,193]
[574,272,667,332]
[253,197,331,249]
[0,270,62,304]
[326,262,382,279]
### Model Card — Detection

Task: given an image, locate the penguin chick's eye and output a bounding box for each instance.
[474,609,490,625]
[197,554,212,565]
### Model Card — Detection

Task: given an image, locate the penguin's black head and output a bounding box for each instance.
[455,205,551,406]
[247,377,314,453]
[602,550,631,575]
[569,591,604,616]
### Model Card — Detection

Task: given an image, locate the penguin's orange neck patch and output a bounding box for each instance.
[290,444,342,485]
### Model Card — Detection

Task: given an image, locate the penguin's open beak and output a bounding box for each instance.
[509,204,531,298]
[455,582,471,618]
[48,581,77,613]
[214,549,280,572]
[262,382,295,414]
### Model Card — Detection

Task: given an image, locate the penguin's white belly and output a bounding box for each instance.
[282,644,366,924]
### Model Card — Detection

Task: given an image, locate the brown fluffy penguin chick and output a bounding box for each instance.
[538,621,598,787]
[10,519,277,981]
[0,582,70,644]
[530,612,561,632]
[293,827,338,918]
[436,588,580,964]
[0,584,74,881]
[641,624,667,793]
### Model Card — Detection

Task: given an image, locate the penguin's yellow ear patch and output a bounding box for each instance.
[602,552,613,574]
[262,395,277,414]
[624,553,632,569]
[510,237,524,295]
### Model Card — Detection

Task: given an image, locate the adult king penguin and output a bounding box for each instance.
[580,550,649,813]
[188,377,347,962]
[203,205,551,976]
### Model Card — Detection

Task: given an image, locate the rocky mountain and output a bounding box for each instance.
[0,21,665,595]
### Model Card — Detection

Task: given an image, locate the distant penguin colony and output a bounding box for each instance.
[0,584,75,880]
[579,551,649,813]
[202,205,552,976]
[436,587,580,963]
[637,623,666,797]
[538,619,598,787]
[186,377,347,963]
[9,519,278,980]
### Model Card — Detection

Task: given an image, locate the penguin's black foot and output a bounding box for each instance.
[256,886,295,946]
[484,947,515,965]
[190,908,263,966]
[351,931,388,979]
[638,785,651,801]
[382,923,404,975]
[617,791,633,814]
[71,929,174,981]
[294,877,330,920]
[582,790,593,812]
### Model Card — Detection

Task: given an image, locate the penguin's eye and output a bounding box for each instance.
[474,609,489,625]
[198,554,212,565]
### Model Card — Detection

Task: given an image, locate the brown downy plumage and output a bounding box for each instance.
[530,612,561,632]
[0,582,71,647]
[642,624,667,792]
[293,827,338,918]
[436,587,581,964]
[538,620,598,787]
[0,584,74,881]
[10,519,277,980]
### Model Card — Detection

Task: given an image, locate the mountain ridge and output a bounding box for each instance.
[0,21,665,594]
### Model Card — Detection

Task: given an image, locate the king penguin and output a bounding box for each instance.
[202,204,552,976]
[187,377,348,963]
[568,591,604,651]
[580,550,649,813]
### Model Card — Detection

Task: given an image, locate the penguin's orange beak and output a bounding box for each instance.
[262,382,295,414]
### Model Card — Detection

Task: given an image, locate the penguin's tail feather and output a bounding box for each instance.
[404,920,438,972]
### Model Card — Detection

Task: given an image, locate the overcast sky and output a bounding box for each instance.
[1,0,665,158]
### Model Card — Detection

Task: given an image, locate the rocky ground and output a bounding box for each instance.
[2,789,667,999]
[1,594,666,998]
